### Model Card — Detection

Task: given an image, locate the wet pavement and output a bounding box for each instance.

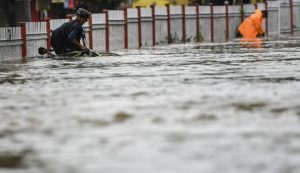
[0,37,300,173]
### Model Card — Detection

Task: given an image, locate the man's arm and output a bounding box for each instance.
[254,17,264,36]
[68,30,86,50]
[71,38,86,50]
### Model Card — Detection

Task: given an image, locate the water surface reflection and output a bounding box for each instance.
[0,38,300,173]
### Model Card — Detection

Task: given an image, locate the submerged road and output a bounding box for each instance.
[0,37,300,173]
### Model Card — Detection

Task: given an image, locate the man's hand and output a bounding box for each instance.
[80,45,87,50]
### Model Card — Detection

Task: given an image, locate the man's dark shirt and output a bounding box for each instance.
[51,20,84,54]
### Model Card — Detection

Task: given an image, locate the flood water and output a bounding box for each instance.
[1,37,300,173]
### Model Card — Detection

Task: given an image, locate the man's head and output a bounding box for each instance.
[76,8,90,25]
[262,10,268,18]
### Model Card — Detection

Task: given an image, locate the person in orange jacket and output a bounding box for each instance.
[239,9,268,39]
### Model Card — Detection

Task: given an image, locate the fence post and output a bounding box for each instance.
[240,3,244,24]
[88,14,93,49]
[103,10,109,52]
[67,14,72,22]
[182,5,186,43]
[19,22,26,63]
[196,4,200,42]
[45,18,51,49]
[264,0,268,36]
[210,3,214,42]
[137,6,142,48]
[289,0,294,35]
[123,7,128,49]
[166,4,171,44]
[151,4,156,47]
[225,1,229,41]
[254,3,258,10]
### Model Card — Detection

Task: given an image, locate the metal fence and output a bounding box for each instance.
[0,27,22,61]
[0,0,299,62]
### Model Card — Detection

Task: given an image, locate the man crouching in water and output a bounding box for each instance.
[239,9,268,39]
[238,9,268,48]
[51,8,90,55]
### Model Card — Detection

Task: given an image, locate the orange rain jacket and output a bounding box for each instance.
[239,9,264,38]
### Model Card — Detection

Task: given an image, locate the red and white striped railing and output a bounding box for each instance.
[0,1,299,62]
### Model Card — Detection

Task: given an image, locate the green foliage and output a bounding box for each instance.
[166,33,179,44]
[194,32,204,42]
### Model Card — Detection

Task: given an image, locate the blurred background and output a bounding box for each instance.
[0,0,263,27]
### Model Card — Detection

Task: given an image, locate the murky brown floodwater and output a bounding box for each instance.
[1,37,300,173]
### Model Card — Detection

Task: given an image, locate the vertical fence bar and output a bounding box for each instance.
[88,14,93,49]
[289,0,294,35]
[254,3,258,10]
[277,0,281,37]
[210,3,214,42]
[123,7,128,49]
[240,3,244,24]
[225,1,229,41]
[182,5,186,43]
[196,4,200,42]
[264,0,268,36]
[151,4,156,47]
[19,22,26,63]
[166,4,171,44]
[45,18,51,49]
[137,6,142,48]
[104,10,109,52]
[67,14,72,22]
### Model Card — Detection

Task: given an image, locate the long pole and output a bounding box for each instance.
[196,5,200,42]
[123,7,128,49]
[264,0,268,36]
[225,1,229,41]
[45,18,51,49]
[166,4,171,44]
[20,22,26,63]
[182,5,186,43]
[289,0,294,35]
[137,6,142,48]
[104,10,109,52]
[88,15,93,49]
[278,0,281,37]
[151,4,156,47]
[240,3,244,24]
[210,3,214,43]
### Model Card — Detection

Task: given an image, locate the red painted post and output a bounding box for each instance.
[210,3,214,42]
[67,14,72,22]
[104,10,109,52]
[166,4,171,44]
[151,4,156,47]
[225,1,229,41]
[289,0,294,35]
[88,14,93,49]
[254,3,258,10]
[137,6,142,48]
[240,3,244,24]
[123,7,128,49]
[182,5,186,43]
[45,18,51,49]
[195,5,200,42]
[264,0,268,36]
[19,22,26,63]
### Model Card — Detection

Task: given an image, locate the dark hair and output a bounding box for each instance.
[262,10,268,18]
